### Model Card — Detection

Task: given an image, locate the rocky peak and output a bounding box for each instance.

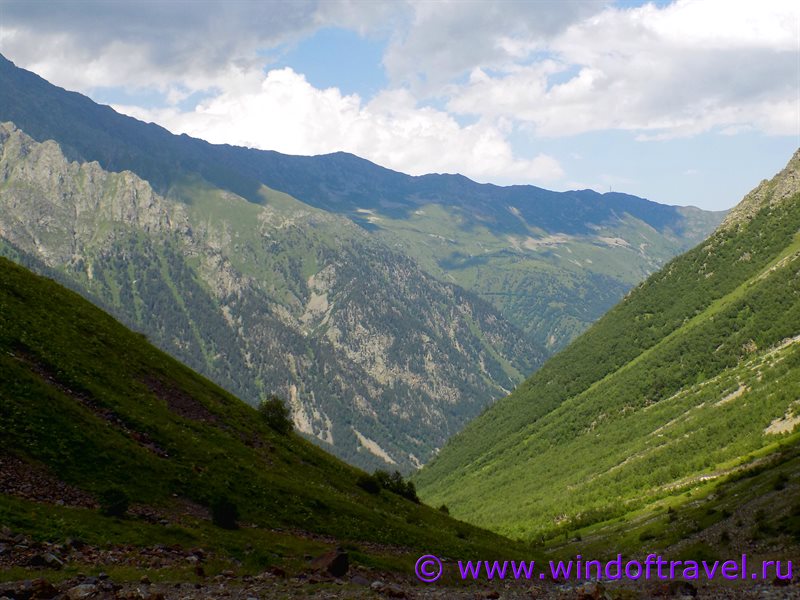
[720,148,800,231]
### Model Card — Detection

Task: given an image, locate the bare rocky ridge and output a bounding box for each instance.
[720,149,800,231]
[0,122,542,472]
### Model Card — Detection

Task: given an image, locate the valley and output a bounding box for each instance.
[0,27,798,600]
[417,150,800,558]
[0,53,722,471]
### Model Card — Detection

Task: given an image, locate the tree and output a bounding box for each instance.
[258,395,293,435]
[372,469,420,503]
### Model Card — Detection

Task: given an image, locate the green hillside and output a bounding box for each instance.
[0,122,541,473]
[0,255,528,582]
[0,52,723,355]
[417,150,800,542]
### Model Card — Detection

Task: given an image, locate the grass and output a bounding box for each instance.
[417,172,800,546]
[0,256,533,579]
[370,204,717,350]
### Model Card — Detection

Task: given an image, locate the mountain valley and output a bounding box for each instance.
[417,150,800,556]
[0,54,723,470]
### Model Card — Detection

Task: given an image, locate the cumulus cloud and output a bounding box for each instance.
[446,0,800,138]
[381,0,603,92]
[0,0,395,95]
[0,0,796,190]
[117,67,563,184]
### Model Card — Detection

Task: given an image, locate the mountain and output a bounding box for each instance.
[416,150,800,544]
[0,122,541,473]
[0,53,721,473]
[0,53,724,352]
[0,255,529,590]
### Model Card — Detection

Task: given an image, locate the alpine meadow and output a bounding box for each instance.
[1,2,799,599]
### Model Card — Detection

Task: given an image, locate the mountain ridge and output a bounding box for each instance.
[0,52,724,351]
[416,148,800,541]
[0,121,541,472]
[0,254,530,586]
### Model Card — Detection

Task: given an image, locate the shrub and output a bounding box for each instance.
[211,496,239,529]
[99,487,129,517]
[356,474,381,494]
[372,470,420,503]
[258,395,293,435]
[438,504,450,515]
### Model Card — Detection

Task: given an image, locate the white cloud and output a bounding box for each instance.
[0,0,398,95]
[446,0,800,138]
[116,67,563,185]
[381,0,602,92]
[1,0,796,193]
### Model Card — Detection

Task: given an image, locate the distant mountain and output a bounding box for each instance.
[0,255,524,578]
[0,53,724,351]
[417,150,800,543]
[0,122,540,472]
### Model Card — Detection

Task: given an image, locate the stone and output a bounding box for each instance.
[668,580,697,598]
[43,553,64,569]
[27,553,63,569]
[310,550,349,578]
[268,566,286,578]
[29,579,58,599]
[575,582,608,600]
[65,583,98,599]
[384,583,407,598]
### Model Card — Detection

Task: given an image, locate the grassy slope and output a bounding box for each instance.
[0,54,723,357]
[546,438,800,562]
[0,257,529,576]
[365,202,722,351]
[416,153,800,541]
[0,123,542,473]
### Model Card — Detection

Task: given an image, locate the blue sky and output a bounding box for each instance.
[0,0,798,211]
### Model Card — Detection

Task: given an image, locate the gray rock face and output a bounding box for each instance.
[0,122,542,472]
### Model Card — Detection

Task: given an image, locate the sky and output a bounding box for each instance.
[0,0,798,211]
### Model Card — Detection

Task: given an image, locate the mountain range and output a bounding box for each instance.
[417,150,800,551]
[0,254,530,595]
[0,53,722,471]
[1,49,799,599]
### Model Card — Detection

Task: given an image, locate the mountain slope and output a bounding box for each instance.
[0,255,526,572]
[416,150,800,540]
[0,53,723,351]
[0,122,541,472]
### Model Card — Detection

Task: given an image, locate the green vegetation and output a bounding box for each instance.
[371,204,720,351]
[211,496,240,530]
[258,395,293,435]
[98,487,130,518]
[545,440,800,560]
[0,123,541,473]
[417,151,800,543]
[0,256,530,574]
[355,470,419,503]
